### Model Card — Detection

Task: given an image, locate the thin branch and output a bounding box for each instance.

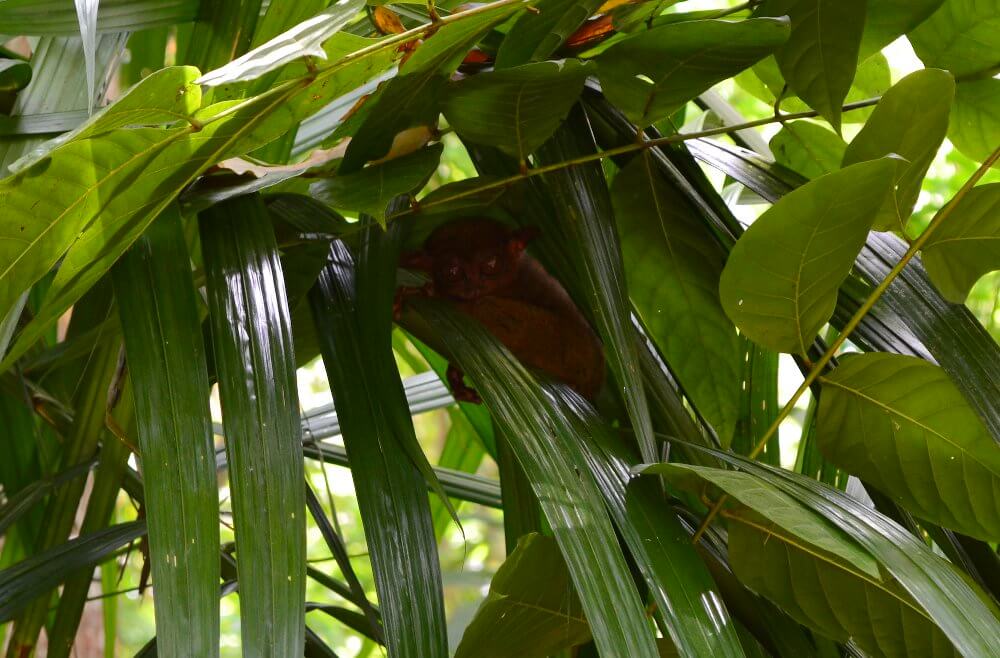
[692,142,1000,543]
[387,96,882,221]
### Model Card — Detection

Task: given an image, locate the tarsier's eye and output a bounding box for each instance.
[482,256,499,275]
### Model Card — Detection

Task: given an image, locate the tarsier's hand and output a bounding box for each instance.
[447,364,482,405]
[392,281,435,321]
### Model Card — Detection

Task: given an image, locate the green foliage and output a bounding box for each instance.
[720,158,895,355]
[595,17,789,128]
[922,183,1000,302]
[2,0,1000,655]
[818,353,1000,541]
[455,533,590,657]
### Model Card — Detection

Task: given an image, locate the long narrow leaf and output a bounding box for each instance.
[413,298,659,658]
[113,206,220,658]
[201,194,306,656]
[308,239,448,658]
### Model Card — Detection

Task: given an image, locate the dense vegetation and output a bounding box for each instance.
[0,0,999,656]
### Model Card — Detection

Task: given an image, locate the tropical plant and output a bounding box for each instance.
[0,0,998,656]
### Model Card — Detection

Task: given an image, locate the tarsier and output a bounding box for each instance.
[399,218,605,402]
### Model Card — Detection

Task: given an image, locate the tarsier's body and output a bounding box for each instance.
[403,218,605,401]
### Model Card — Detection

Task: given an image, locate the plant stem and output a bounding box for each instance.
[691,143,1000,544]
[388,96,881,219]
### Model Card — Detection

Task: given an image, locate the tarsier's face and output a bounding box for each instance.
[410,218,534,301]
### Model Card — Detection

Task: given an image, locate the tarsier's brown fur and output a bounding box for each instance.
[401,218,605,401]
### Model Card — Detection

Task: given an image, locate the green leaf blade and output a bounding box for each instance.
[818,352,1000,542]
[908,0,1000,77]
[595,17,790,128]
[201,195,306,657]
[442,60,590,161]
[112,207,220,658]
[455,534,591,658]
[612,151,742,443]
[769,120,847,180]
[773,0,867,132]
[842,69,955,232]
[719,157,895,355]
[922,182,1000,302]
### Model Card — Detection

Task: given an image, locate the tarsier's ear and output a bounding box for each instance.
[400,250,435,271]
[508,226,540,254]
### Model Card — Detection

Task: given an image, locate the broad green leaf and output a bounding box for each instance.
[729,519,959,658]
[311,144,442,224]
[0,0,198,34]
[922,183,1000,302]
[733,342,780,464]
[843,69,954,232]
[441,59,590,161]
[496,0,605,67]
[309,237,448,658]
[195,0,366,86]
[0,59,30,92]
[908,0,1000,77]
[676,448,1000,657]
[0,522,145,623]
[113,208,220,657]
[719,158,895,355]
[537,116,657,463]
[340,0,526,170]
[611,151,742,443]
[948,78,1000,165]
[860,0,944,59]
[455,534,591,658]
[181,0,263,72]
[769,120,846,179]
[655,464,881,577]
[1,37,397,370]
[595,17,790,128]
[818,352,1000,541]
[772,0,867,132]
[201,195,306,657]
[676,112,1000,455]
[738,50,890,125]
[413,299,659,658]
[8,65,203,173]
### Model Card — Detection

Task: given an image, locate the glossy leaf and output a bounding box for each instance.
[772,0,867,131]
[201,195,306,657]
[922,183,1000,302]
[769,120,846,180]
[112,208,220,658]
[818,352,1000,541]
[496,0,605,67]
[455,533,591,658]
[195,0,366,86]
[719,157,895,355]
[340,0,526,170]
[0,59,31,93]
[309,238,448,658]
[0,0,198,34]
[311,144,442,224]
[536,113,657,463]
[413,299,659,658]
[1,37,398,370]
[860,0,945,58]
[842,69,954,232]
[441,60,590,161]
[549,386,745,658]
[948,78,1000,165]
[611,151,742,443]
[0,522,145,623]
[595,17,789,128]
[908,0,1000,76]
[655,463,960,657]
